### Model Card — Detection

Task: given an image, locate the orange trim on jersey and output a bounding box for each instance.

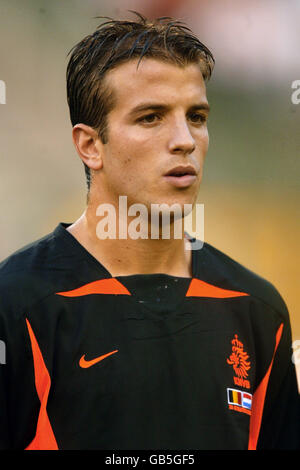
[248,323,283,450]
[25,319,58,450]
[186,278,249,298]
[56,278,131,297]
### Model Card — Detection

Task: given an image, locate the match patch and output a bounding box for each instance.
[227,388,252,416]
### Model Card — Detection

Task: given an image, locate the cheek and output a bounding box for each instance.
[112,121,155,154]
[111,135,153,176]
[205,130,209,148]
[105,150,146,194]
[201,128,209,151]
[197,131,209,164]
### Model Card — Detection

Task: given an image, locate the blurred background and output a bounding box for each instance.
[0,0,299,386]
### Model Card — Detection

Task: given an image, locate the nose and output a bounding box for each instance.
[168,117,196,155]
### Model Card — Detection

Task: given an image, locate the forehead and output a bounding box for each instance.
[105,58,208,111]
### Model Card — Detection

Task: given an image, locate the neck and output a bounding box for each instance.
[67,200,193,278]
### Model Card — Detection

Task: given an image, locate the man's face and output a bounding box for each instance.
[96,58,210,213]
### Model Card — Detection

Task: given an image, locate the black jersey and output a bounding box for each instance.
[0,223,299,450]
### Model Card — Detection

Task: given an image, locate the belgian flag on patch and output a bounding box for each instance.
[227,388,242,406]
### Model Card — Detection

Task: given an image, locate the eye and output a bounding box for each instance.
[138,113,161,124]
[189,113,207,124]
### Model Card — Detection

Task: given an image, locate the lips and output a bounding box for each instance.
[164,165,197,177]
[164,165,197,188]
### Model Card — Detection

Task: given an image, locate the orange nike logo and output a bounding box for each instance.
[79,349,118,368]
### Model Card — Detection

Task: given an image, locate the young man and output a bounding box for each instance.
[0,14,299,450]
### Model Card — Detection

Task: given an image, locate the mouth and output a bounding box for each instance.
[163,165,197,188]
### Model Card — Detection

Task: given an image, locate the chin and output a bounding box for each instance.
[149,197,195,221]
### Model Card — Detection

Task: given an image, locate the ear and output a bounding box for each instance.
[72,124,103,171]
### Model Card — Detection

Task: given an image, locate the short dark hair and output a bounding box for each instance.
[66,12,215,192]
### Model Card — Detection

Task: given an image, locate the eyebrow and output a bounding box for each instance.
[128,102,210,117]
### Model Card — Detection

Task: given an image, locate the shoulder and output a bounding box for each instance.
[193,240,289,318]
[1,230,57,272]
[0,226,74,314]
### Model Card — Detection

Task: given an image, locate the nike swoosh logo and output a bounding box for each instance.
[79,349,118,368]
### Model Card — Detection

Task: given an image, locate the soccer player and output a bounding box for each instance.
[0,13,299,450]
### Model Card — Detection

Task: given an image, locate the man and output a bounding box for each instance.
[0,13,299,450]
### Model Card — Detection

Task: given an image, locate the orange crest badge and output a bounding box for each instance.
[227,334,251,389]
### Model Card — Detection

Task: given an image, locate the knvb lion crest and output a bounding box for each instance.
[227,334,251,389]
